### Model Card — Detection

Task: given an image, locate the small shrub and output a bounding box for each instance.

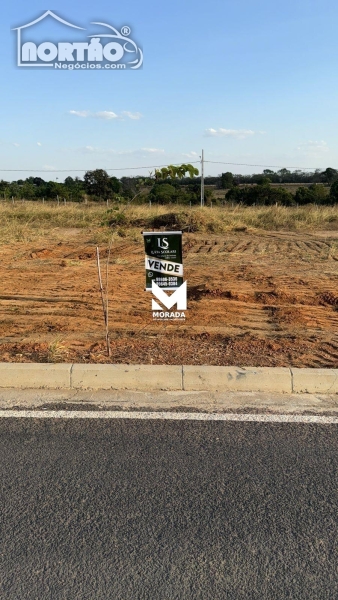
[107,211,128,226]
[151,212,181,229]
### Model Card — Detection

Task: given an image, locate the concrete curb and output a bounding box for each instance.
[71,364,182,391]
[183,366,292,393]
[0,363,71,389]
[0,364,337,394]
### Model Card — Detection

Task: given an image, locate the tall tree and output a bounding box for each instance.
[220,172,234,189]
[321,168,338,184]
[84,169,112,198]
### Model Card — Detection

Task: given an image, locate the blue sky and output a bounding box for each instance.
[1,0,338,180]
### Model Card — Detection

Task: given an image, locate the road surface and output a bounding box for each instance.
[0,416,337,599]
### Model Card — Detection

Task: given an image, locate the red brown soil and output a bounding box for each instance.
[0,228,337,367]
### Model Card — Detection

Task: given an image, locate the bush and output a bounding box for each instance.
[151,212,182,229]
[149,183,177,204]
[227,184,294,206]
[106,211,128,226]
[295,184,329,205]
[329,180,338,204]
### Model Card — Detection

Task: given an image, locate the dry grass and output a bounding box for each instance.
[0,201,336,243]
[0,201,105,242]
[46,337,68,363]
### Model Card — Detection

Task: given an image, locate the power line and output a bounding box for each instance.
[0,161,201,174]
[0,159,328,175]
[205,161,324,171]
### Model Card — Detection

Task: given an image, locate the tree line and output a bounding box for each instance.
[219,167,338,186]
[226,182,338,206]
[0,166,337,205]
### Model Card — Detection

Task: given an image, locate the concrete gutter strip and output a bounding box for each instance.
[0,389,337,415]
[0,363,336,394]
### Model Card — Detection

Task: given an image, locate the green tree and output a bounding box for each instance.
[21,182,36,199]
[252,175,271,185]
[277,168,292,182]
[8,182,21,198]
[227,183,294,206]
[120,177,138,199]
[329,180,338,204]
[321,168,338,185]
[149,183,177,204]
[295,184,329,205]
[64,176,75,188]
[63,176,85,202]
[109,176,120,193]
[0,180,9,196]
[84,169,112,198]
[220,172,234,189]
[37,181,65,199]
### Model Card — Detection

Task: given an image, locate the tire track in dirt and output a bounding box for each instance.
[0,230,337,366]
[184,231,337,367]
[185,232,338,261]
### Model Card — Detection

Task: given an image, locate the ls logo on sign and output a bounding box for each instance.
[157,237,169,250]
[152,281,187,320]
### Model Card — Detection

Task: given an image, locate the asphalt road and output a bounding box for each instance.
[0,417,337,599]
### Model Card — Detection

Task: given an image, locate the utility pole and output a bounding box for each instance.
[200,149,205,207]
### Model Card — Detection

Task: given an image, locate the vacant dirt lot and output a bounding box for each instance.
[0,225,337,367]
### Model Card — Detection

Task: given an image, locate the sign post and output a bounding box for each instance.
[142,231,183,291]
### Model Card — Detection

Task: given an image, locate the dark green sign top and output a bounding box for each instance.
[143,231,183,290]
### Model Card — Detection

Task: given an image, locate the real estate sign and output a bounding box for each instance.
[142,231,183,291]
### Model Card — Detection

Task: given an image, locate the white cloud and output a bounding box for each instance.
[121,111,142,120]
[37,142,42,146]
[69,110,142,121]
[297,140,329,156]
[205,128,257,139]
[42,165,57,171]
[79,146,113,154]
[69,110,91,118]
[140,147,164,154]
[95,111,119,120]
[13,143,20,147]
[182,151,199,159]
[78,146,165,156]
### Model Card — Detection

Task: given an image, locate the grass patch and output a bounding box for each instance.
[0,201,336,242]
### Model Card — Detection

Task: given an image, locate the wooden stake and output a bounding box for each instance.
[96,247,112,357]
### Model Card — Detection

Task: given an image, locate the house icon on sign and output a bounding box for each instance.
[12,10,85,67]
